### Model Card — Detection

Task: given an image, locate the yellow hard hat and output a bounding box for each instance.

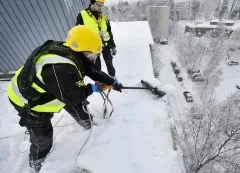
[90,0,105,4]
[96,0,105,3]
[66,25,102,54]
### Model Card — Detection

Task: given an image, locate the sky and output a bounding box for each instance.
[0,21,185,173]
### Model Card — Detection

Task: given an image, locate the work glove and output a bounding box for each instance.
[91,83,113,93]
[112,80,123,92]
[111,47,117,56]
[91,84,101,93]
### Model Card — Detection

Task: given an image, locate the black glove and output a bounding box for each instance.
[113,80,123,92]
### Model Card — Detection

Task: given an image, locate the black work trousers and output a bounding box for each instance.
[13,104,53,162]
[95,46,116,77]
[27,121,53,161]
[12,102,91,163]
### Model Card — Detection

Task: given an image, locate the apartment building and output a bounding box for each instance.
[174,0,192,20]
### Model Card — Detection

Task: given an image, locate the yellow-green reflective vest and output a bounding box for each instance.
[7,54,85,113]
[80,10,110,42]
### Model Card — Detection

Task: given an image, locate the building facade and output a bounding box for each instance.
[174,0,192,20]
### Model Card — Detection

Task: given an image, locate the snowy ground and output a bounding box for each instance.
[215,50,240,103]
[0,22,185,173]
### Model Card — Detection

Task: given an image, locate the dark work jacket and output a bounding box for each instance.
[41,54,115,107]
[76,7,116,48]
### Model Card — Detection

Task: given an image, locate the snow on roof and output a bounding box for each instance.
[211,19,235,23]
[174,0,190,3]
[186,23,235,30]
[186,24,218,28]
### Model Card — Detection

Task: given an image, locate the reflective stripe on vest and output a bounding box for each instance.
[7,54,85,113]
[35,54,84,86]
[8,67,27,107]
[81,10,110,42]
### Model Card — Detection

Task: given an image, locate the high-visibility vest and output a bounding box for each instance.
[7,54,85,113]
[81,10,110,42]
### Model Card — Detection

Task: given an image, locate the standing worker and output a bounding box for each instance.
[7,25,122,172]
[76,0,117,79]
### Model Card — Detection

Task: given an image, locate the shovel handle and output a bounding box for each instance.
[121,86,148,89]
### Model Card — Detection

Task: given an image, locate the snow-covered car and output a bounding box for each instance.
[174,68,180,74]
[227,61,239,66]
[183,91,193,102]
[176,74,183,81]
[160,39,168,45]
[230,47,236,51]
[188,72,201,79]
[192,76,204,82]
[187,69,200,74]
[170,61,176,68]
[237,85,240,89]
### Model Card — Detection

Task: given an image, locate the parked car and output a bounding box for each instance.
[174,68,180,74]
[183,91,193,102]
[227,61,239,66]
[237,85,240,89]
[176,74,183,81]
[188,72,201,79]
[187,69,200,74]
[170,61,176,68]
[192,76,204,82]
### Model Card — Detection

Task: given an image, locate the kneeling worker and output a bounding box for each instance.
[7,25,122,172]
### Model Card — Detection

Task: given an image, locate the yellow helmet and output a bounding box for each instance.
[97,0,105,3]
[65,25,102,54]
[90,0,105,4]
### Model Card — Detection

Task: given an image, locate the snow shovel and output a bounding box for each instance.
[119,80,166,98]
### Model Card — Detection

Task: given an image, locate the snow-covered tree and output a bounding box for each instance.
[197,0,222,20]
[219,0,229,20]
[191,0,201,22]
[180,93,240,172]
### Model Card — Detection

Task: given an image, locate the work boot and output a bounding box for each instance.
[79,119,92,129]
[29,157,45,172]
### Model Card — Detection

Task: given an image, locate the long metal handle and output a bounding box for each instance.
[121,86,148,89]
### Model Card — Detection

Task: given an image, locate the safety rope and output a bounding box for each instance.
[54,122,76,127]
[76,104,93,169]
[52,111,65,127]
[101,90,114,118]
[100,92,107,118]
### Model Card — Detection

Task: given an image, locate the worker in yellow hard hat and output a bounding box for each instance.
[7,25,122,172]
[76,0,118,79]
